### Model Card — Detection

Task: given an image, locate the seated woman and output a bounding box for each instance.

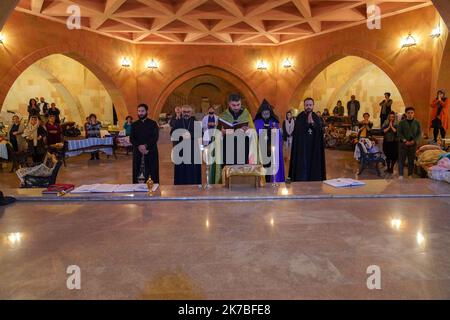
[333,100,345,117]
[45,115,62,147]
[358,112,374,139]
[8,115,27,152]
[23,116,47,164]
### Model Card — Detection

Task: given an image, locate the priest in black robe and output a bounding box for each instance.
[171,105,202,185]
[130,103,160,184]
[289,97,326,181]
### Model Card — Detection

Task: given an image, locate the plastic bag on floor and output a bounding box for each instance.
[428,168,450,183]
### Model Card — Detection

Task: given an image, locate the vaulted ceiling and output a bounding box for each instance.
[15,0,433,45]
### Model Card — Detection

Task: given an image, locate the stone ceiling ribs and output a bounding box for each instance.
[14,0,433,45]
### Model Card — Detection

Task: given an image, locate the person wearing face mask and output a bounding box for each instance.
[130,103,160,184]
[201,106,218,146]
[253,99,285,183]
[171,105,202,185]
[289,97,326,181]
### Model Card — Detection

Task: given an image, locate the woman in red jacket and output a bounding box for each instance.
[430,89,449,143]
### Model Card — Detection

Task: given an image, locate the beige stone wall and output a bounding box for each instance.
[3,54,113,125]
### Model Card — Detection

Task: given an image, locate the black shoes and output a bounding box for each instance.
[0,191,16,206]
[90,153,100,160]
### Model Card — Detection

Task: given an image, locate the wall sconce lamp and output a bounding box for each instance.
[282,58,293,69]
[430,24,441,38]
[121,57,131,68]
[0,33,5,45]
[146,59,159,69]
[256,60,268,70]
[401,33,417,48]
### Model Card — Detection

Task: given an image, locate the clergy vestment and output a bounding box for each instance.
[254,100,285,183]
[289,111,326,181]
[130,118,160,184]
[171,116,202,185]
[209,108,258,184]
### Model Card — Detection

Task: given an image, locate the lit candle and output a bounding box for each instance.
[271,145,276,186]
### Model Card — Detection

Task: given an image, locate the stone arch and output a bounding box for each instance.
[288,48,413,110]
[153,65,260,119]
[0,44,128,121]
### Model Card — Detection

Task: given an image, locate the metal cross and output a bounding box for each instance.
[308,128,313,135]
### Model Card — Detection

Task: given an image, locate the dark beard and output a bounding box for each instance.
[139,114,147,120]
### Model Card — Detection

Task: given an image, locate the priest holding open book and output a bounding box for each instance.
[209,93,258,184]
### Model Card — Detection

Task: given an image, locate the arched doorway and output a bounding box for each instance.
[161,74,246,116]
[286,54,412,179]
[289,52,412,115]
[153,66,260,119]
[0,47,128,123]
[2,54,115,125]
[298,56,406,124]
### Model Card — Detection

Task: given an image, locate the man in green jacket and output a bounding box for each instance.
[397,107,422,178]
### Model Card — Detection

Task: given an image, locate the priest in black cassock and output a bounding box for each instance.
[130,103,160,184]
[289,98,326,181]
[171,105,202,185]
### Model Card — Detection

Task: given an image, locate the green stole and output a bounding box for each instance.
[209,108,257,184]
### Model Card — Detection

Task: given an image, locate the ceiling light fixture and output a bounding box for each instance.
[0,33,5,45]
[121,57,131,68]
[256,60,268,70]
[146,59,159,69]
[430,24,441,38]
[282,58,293,69]
[401,33,417,48]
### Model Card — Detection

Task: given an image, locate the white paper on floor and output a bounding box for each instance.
[323,178,366,188]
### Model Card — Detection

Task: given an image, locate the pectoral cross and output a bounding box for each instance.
[308,128,313,135]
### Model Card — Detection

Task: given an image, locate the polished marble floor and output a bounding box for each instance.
[2,128,449,300]
[1,198,450,299]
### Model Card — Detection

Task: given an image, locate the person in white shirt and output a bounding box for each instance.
[282,111,295,152]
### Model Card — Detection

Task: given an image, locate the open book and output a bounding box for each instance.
[323,178,366,188]
[71,184,160,193]
[218,118,249,130]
